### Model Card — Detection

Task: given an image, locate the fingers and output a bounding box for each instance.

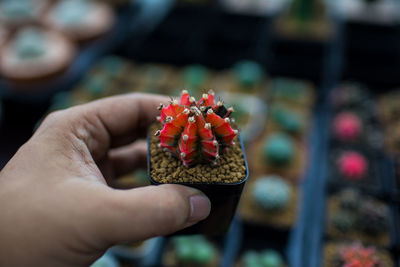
[85,93,169,148]
[108,140,147,178]
[36,93,169,162]
[94,185,211,245]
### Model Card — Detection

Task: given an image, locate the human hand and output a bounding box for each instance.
[0,93,211,267]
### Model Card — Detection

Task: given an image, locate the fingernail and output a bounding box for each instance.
[188,195,211,223]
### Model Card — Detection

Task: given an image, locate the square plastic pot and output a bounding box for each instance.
[147,134,249,237]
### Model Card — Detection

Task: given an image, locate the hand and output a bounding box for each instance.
[0,93,211,267]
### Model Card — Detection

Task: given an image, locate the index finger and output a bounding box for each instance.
[86,93,169,146]
[36,93,169,161]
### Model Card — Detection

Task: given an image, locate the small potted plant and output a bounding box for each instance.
[326,188,391,246]
[0,26,76,87]
[274,0,333,41]
[236,249,285,267]
[327,149,383,194]
[239,175,298,230]
[268,103,308,139]
[323,241,394,267]
[43,0,115,44]
[148,90,249,236]
[250,132,305,182]
[331,111,364,145]
[162,235,220,267]
[269,78,315,108]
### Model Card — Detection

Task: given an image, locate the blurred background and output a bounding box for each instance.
[1,0,400,266]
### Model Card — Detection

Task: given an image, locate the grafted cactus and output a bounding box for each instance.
[358,198,389,235]
[339,242,381,267]
[155,90,238,167]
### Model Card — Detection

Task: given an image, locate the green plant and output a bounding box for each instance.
[242,250,284,267]
[173,235,216,265]
[233,61,265,88]
[14,27,45,59]
[182,65,209,90]
[252,176,291,211]
[271,104,303,134]
[262,133,295,165]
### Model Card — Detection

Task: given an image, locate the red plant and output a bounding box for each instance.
[333,112,362,141]
[156,90,238,167]
[340,242,381,267]
[338,151,368,180]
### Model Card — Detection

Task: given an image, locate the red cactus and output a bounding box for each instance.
[340,242,381,267]
[333,112,362,141]
[155,90,238,167]
[338,151,368,180]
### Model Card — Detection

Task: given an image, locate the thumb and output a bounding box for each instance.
[96,184,211,245]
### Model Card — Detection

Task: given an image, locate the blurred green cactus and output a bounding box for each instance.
[172,235,217,265]
[252,176,291,211]
[262,133,295,166]
[182,65,209,91]
[233,61,265,89]
[242,250,284,267]
[271,105,303,134]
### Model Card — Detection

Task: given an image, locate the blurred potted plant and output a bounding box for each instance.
[148,90,248,236]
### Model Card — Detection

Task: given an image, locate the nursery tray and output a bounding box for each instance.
[304,85,400,266]
[268,35,331,85]
[0,0,174,103]
[341,12,400,87]
[326,86,386,196]
[126,4,271,69]
[126,3,213,65]
[201,11,268,69]
[381,156,400,202]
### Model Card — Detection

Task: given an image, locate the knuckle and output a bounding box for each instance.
[43,110,66,126]
[37,110,71,134]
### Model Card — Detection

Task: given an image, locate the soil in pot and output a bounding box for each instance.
[149,122,247,184]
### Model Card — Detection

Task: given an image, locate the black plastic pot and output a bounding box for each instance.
[147,134,249,237]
